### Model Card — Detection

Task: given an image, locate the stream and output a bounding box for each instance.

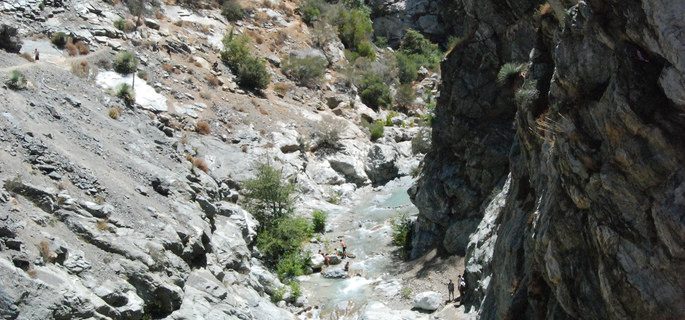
[299,176,419,318]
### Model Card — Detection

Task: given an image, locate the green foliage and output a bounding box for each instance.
[326,191,341,204]
[385,111,399,126]
[236,57,271,90]
[275,252,310,280]
[221,33,271,90]
[299,0,326,24]
[497,62,527,85]
[364,120,385,141]
[270,286,286,302]
[6,70,27,90]
[116,83,135,106]
[401,287,412,299]
[114,18,126,31]
[242,163,295,228]
[358,73,392,109]
[395,83,416,107]
[222,0,245,21]
[282,55,327,87]
[312,210,327,233]
[257,216,312,267]
[113,51,138,74]
[289,281,302,300]
[394,29,442,82]
[411,128,432,154]
[391,214,412,253]
[396,53,418,84]
[50,32,68,48]
[355,41,375,59]
[374,36,388,48]
[337,9,373,52]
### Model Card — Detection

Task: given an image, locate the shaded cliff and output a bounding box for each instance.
[411,0,685,318]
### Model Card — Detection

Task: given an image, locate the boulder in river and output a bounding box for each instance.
[322,268,348,279]
[310,254,325,270]
[412,291,441,311]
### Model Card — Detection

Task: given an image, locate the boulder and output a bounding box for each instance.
[210,217,250,271]
[327,254,342,265]
[322,267,348,279]
[412,291,441,311]
[310,254,325,270]
[365,144,399,185]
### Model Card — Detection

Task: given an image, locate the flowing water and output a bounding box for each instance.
[299,177,419,317]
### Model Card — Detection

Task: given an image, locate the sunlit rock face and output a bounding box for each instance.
[412,0,685,318]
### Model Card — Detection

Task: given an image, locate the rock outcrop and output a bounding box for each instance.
[412,0,685,319]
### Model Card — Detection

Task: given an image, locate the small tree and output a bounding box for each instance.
[5,70,27,90]
[222,0,245,21]
[282,55,327,87]
[242,163,295,228]
[358,73,391,109]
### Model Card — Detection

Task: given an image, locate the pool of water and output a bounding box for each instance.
[300,177,418,317]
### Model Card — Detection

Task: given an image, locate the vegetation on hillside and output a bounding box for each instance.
[221,32,271,90]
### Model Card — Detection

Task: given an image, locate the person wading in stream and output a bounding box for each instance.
[447,279,455,301]
[340,239,347,257]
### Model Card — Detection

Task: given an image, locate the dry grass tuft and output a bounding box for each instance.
[254,11,269,23]
[537,3,553,17]
[108,107,122,119]
[162,63,175,73]
[273,82,292,96]
[205,74,221,87]
[96,219,110,231]
[195,120,211,134]
[75,41,89,55]
[154,9,165,20]
[191,157,209,172]
[71,60,91,78]
[65,39,78,56]
[20,52,34,62]
[27,267,38,278]
[38,240,55,263]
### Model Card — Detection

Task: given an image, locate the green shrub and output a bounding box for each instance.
[242,163,295,228]
[337,8,373,52]
[51,32,68,48]
[5,70,27,90]
[221,33,270,90]
[116,83,135,106]
[282,55,327,87]
[113,51,138,74]
[257,216,312,265]
[396,53,418,84]
[399,29,440,58]
[365,120,385,141]
[358,74,391,109]
[355,41,375,58]
[395,83,416,107]
[275,252,309,280]
[299,0,326,24]
[411,128,432,154]
[222,0,244,21]
[391,214,412,253]
[497,62,527,85]
[312,210,327,233]
[236,57,271,90]
[270,286,286,302]
[289,281,302,299]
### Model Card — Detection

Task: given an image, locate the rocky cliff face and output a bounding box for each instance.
[412,0,685,318]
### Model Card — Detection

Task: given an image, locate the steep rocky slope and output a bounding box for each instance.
[412,0,685,319]
[0,0,433,319]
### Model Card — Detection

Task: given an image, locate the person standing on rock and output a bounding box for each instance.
[340,239,347,257]
[447,279,455,301]
[458,275,467,301]
[34,48,39,61]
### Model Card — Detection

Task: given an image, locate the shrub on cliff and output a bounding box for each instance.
[242,163,295,228]
[221,33,270,90]
[282,55,327,87]
[391,214,413,257]
[257,216,312,274]
[312,210,327,233]
[6,70,27,90]
[358,73,392,109]
[113,51,138,74]
[221,0,244,22]
[50,32,68,49]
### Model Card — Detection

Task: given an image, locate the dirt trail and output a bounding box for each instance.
[0,48,110,72]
